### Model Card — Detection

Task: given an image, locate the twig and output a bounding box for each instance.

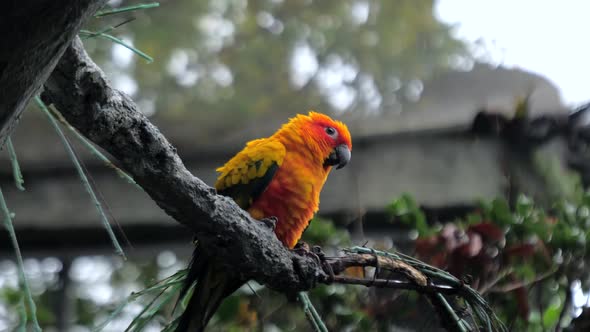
[330,275,454,293]
[298,292,328,332]
[79,18,136,40]
[78,30,153,63]
[35,96,126,258]
[15,297,27,332]
[94,2,159,17]
[49,106,140,189]
[326,252,427,286]
[92,270,186,332]
[487,268,556,293]
[6,137,25,191]
[0,187,41,331]
[478,268,512,295]
[125,283,183,332]
[427,293,469,332]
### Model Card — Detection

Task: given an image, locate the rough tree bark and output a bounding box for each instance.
[0,0,107,146]
[42,37,323,294]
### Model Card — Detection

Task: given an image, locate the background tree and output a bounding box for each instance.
[2,1,589,331]
[85,0,467,140]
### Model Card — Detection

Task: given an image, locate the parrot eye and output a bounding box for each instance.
[325,126,337,138]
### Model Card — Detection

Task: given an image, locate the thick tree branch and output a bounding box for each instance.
[0,0,107,145]
[42,37,322,294]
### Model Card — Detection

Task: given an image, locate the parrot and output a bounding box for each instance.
[175,111,352,331]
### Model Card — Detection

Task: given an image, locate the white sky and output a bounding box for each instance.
[436,0,590,106]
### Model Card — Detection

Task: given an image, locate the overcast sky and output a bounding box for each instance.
[436,0,589,106]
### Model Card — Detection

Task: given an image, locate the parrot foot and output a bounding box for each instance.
[293,242,324,267]
[292,243,335,283]
[311,245,335,283]
[293,241,311,254]
[260,216,278,230]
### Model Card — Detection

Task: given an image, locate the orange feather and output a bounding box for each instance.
[215,111,352,248]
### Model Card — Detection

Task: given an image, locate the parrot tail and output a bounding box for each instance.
[175,244,244,332]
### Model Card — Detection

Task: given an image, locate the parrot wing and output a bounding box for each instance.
[215,138,286,209]
[175,139,286,332]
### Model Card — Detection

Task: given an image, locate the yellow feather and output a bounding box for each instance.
[215,139,286,192]
[257,165,267,177]
[247,166,257,179]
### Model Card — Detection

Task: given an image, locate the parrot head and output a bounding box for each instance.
[278,111,352,170]
[311,112,352,170]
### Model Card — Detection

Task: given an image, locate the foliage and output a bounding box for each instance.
[82,0,469,142]
[389,191,590,331]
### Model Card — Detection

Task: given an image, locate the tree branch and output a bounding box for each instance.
[42,37,322,294]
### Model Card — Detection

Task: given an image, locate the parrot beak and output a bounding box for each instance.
[324,144,351,169]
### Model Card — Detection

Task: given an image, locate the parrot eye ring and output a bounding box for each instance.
[325,126,337,138]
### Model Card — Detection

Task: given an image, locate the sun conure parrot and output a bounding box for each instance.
[175,111,352,331]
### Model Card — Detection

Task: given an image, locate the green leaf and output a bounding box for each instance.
[6,137,25,191]
[0,187,41,331]
[95,2,160,17]
[388,194,433,237]
[36,96,126,258]
[78,30,153,63]
[489,199,514,227]
[515,194,533,216]
[542,303,562,328]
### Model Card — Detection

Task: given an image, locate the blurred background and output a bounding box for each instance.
[2,0,590,331]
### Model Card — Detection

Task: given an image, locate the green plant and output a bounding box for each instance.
[390,191,590,330]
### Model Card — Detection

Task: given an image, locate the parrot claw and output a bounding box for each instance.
[260,216,278,230]
[311,245,335,283]
[293,241,310,253]
[292,243,335,283]
[290,243,336,290]
[311,245,325,257]
[293,241,324,267]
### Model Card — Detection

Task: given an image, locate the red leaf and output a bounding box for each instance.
[504,244,537,258]
[430,251,448,268]
[415,236,440,256]
[468,222,504,242]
